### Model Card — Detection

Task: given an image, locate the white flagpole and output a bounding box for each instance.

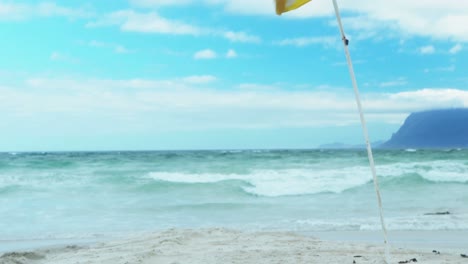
[331,0,391,262]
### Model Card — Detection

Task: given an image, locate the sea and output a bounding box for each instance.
[1,149,468,251]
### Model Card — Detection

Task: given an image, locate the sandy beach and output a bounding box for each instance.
[1,229,466,264]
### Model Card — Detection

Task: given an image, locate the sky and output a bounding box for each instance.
[1,0,468,151]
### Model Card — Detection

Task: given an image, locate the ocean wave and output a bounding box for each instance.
[146,160,468,197]
[377,160,468,183]
[2,156,467,197]
[378,173,430,187]
[146,168,370,197]
[134,178,255,199]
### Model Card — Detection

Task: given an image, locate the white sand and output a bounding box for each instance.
[1,229,466,264]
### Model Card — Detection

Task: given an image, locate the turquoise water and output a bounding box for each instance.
[1,149,468,245]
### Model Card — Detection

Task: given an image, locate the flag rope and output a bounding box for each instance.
[331,0,391,262]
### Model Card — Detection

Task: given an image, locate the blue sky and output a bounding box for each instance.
[1,0,468,151]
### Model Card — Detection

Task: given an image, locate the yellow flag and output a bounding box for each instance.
[275,0,312,15]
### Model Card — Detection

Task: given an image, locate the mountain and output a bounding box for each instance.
[382,109,468,149]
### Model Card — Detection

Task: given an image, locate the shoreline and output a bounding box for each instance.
[1,229,467,264]
[310,230,468,252]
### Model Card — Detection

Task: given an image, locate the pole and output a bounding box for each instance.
[331,0,391,262]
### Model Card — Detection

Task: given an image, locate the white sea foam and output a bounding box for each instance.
[147,167,371,196]
[0,171,90,190]
[146,160,468,197]
[378,160,468,182]
[292,214,468,231]
[362,214,468,231]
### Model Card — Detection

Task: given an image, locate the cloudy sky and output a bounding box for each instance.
[1,0,467,151]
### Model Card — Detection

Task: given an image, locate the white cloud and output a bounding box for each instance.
[449,44,463,54]
[89,40,106,47]
[23,76,216,91]
[87,40,133,54]
[204,0,468,42]
[3,77,467,131]
[36,2,91,18]
[424,65,456,73]
[50,52,62,61]
[223,31,261,43]
[96,1,468,43]
[440,65,456,72]
[87,10,203,35]
[275,36,337,47]
[194,49,217,59]
[226,49,237,58]
[0,3,30,20]
[419,45,435,55]
[50,52,79,63]
[88,10,262,43]
[115,45,133,54]
[237,83,278,90]
[380,78,407,88]
[129,0,194,7]
[182,75,217,84]
[210,0,291,16]
[127,0,328,18]
[0,2,92,20]
[387,89,468,110]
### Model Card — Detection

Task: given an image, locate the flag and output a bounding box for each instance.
[275,0,312,15]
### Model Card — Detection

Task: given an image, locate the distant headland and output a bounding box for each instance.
[381,108,468,149]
